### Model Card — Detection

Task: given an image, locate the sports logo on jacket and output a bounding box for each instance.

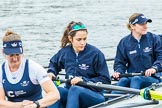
[78,64,89,70]
[129,50,137,54]
[20,81,29,87]
[143,47,152,52]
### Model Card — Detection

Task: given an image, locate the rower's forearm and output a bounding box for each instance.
[37,91,60,107]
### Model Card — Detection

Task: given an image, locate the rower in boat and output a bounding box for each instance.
[47,21,111,108]
[0,30,60,108]
[111,13,162,95]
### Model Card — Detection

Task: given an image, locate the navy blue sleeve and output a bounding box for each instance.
[113,39,128,74]
[82,51,111,84]
[152,34,162,72]
[47,51,64,76]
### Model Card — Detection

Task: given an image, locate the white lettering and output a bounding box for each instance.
[7,90,27,97]
[7,91,15,97]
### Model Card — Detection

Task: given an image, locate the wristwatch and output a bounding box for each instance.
[34,101,40,108]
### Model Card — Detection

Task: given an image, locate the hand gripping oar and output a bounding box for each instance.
[111,71,160,81]
[119,72,144,77]
[111,72,145,81]
[112,67,162,80]
[53,77,140,94]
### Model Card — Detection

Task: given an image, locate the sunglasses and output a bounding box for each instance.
[69,22,87,35]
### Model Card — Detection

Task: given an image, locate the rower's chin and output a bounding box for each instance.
[79,47,85,51]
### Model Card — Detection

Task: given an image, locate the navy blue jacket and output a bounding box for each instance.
[48,44,111,91]
[114,32,162,77]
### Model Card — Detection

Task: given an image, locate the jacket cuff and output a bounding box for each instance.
[152,66,158,72]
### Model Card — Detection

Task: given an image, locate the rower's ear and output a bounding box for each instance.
[130,24,135,30]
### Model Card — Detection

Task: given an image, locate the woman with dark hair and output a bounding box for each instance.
[47,21,111,108]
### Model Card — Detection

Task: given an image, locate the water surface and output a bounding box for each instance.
[0,0,162,72]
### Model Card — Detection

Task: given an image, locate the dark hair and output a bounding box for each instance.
[61,21,88,48]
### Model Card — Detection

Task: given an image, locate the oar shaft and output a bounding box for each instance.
[119,72,143,78]
[56,78,140,94]
[104,94,124,98]
[82,81,162,101]
[83,82,140,94]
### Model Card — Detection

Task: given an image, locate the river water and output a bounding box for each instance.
[0,0,162,72]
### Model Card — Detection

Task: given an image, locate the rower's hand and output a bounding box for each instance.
[23,103,37,108]
[48,72,56,81]
[20,100,33,108]
[145,68,156,77]
[71,77,83,85]
[112,72,120,80]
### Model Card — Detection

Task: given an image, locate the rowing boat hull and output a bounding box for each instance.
[95,86,162,108]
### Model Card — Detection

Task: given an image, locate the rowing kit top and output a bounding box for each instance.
[48,43,111,92]
[0,58,50,102]
[114,32,162,78]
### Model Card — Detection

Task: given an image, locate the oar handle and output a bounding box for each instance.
[118,70,159,78]
[111,72,144,81]
[119,72,144,78]
[111,70,160,81]
[113,68,160,79]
